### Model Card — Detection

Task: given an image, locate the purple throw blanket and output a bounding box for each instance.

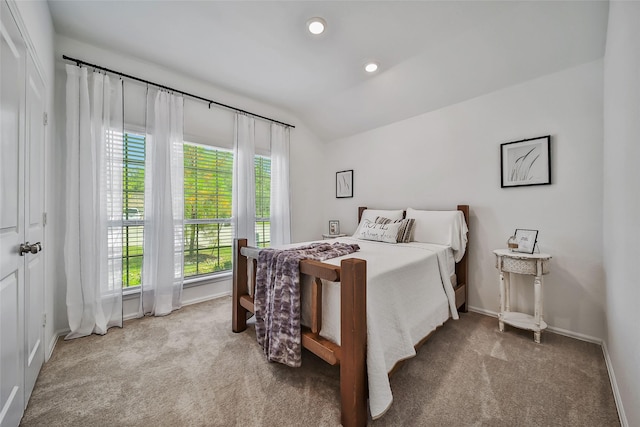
[254,242,360,367]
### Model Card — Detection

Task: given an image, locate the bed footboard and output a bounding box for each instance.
[232,238,368,427]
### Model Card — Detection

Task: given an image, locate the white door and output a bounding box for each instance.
[23,46,46,403]
[0,1,27,425]
[1,2,46,426]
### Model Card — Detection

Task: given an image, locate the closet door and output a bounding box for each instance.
[0,0,27,425]
[1,1,46,424]
[23,47,46,403]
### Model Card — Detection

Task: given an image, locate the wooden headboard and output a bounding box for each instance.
[357,205,469,312]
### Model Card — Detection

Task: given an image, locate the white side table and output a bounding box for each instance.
[493,249,552,343]
[322,233,347,240]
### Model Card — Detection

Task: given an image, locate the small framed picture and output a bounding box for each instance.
[336,170,353,198]
[501,136,551,188]
[329,220,340,235]
[513,229,538,254]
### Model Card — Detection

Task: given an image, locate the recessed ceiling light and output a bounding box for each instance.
[307,17,326,35]
[365,63,379,73]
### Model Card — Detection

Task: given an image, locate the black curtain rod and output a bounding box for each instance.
[62,55,295,129]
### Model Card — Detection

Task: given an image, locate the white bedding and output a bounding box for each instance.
[297,237,459,419]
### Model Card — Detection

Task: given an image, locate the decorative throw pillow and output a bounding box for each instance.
[353,209,405,237]
[359,209,404,223]
[354,219,402,243]
[375,216,415,243]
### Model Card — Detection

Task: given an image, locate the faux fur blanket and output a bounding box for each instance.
[254,242,360,367]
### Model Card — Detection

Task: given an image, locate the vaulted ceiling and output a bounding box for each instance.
[47,1,609,141]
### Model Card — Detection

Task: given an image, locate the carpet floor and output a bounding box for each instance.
[20,297,620,426]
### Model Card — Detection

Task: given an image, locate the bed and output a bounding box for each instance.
[232,205,469,427]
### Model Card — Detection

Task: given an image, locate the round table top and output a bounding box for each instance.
[493,248,552,260]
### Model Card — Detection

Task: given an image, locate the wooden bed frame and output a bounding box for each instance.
[232,205,469,427]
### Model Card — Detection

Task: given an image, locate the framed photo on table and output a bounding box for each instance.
[329,220,340,235]
[336,170,353,198]
[513,229,538,254]
[501,136,551,188]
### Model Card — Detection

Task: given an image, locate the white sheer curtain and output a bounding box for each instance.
[64,65,123,339]
[140,88,184,316]
[233,114,256,245]
[269,123,291,246]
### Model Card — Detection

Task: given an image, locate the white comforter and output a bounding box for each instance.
[299,237,459,419]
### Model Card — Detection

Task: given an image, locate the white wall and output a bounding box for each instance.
[9,0,57,358]
[603,2,640,426]
[324,60,605,341]
[52,35,325,328]
[12,4,635,423]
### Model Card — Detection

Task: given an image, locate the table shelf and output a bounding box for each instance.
[501,311,548,332]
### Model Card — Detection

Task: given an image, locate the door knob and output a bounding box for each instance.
[19,242,42,256]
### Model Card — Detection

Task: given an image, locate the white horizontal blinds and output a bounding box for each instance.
[255,155,271,248]
[121,137,242,282]
[184,143,234,275]
[123,133,145,218]
[122,132,145,288]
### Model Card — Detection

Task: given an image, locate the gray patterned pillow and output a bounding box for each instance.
[355,219,402,243]
[375,216,415,243]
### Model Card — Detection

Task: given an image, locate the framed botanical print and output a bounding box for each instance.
[501,136,551,188]
[336,170,353,198]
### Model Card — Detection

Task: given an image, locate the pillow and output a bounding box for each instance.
[405,208,469,262]
[374,216,415,243]
[359,209,404,223]
[354,209,404,237]
[354,219,402,243]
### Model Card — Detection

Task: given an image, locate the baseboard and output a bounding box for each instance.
[46,330,63,361]
[467,306,497,318]
[122,312,140,322]
[468,306,602,344]
[602,341,628,427]
[546,324,602,345]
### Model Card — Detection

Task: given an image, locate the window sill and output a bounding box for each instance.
[122,271,232,300]
[123,286,141,300]
[184,271,232,288]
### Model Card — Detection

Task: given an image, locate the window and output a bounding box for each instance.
[255,155,271,248]
[183,143,234,277]
[120,133,271,287]
[122,133,145,287]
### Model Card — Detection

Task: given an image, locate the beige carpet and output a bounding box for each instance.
[21,297,620,426]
